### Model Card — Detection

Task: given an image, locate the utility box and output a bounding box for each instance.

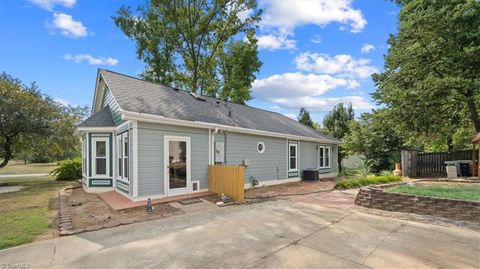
[215,142,224,163]
[445,161,458,178]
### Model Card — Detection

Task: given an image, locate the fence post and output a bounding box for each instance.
[401,150,418,178]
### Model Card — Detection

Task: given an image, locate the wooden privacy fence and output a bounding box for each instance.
[402,149,478,178]
[208,165,245,201]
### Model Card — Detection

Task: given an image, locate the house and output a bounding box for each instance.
[75,69,340,201]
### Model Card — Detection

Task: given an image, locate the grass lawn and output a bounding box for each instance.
[335,174,402,189]
[0,160,58,175]
[387,183,480,201]
[0,176,79,249]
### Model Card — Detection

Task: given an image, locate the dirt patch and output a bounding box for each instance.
[67,188,184,232]
[245,179,336,199]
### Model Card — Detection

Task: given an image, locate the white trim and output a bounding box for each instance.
[75,127,116,136]
[83,186,114,193]
[257,141,265,154]
[115,120,131,132]
[132,120,139,197]
[92,137,110,177]
[208,129,212,165]
[245,177,302,189]
[244,172,338,189]
[164,135,191,197]
[288,141,298,172]
[121,110,341,144]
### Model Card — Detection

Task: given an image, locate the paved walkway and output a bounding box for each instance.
[1,193,479,268]
[0,173,49,178]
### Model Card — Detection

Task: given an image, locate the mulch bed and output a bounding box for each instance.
[245,179,336,199]
[60,188,184,235]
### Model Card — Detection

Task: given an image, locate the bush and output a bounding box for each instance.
[50,158,82,180]
[335,175,401,189]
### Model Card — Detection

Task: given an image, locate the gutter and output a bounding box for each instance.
[121,110,341,144]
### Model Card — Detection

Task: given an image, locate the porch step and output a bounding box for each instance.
[99,190,216,211]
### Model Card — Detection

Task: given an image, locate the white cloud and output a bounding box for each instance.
[259,0,367,33]
[294,52,378,79]
[252,72,359,100]
[272,96,375,112]
[64,54,119,66]
[360,44,375,54]
[29,0,76,10]
[51,13,87,38]
[53,97,70,106]
[257,31,296,50]
[311,34,322,44]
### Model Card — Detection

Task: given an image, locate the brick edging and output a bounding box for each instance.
[355,180,480,222]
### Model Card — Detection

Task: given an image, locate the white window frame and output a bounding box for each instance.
[319,146,331,168]
[82,136,87,176]
[92,137,110,177]
[116,132,129,181]
[257,142,265,154]
[288,142,298,172]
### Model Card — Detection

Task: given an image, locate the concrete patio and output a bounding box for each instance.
[1,193,479,268]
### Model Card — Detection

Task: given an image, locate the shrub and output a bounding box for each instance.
[50,158,82,181]
[335,175,401,189]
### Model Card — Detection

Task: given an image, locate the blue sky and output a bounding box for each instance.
[0,0,399,123]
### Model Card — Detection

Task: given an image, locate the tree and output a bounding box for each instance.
[114,0,262,104]
[372,0,480,149]
[0,72,58,168]
[322,103,355,172]
[297,107,314,128]
[343,110,405,174]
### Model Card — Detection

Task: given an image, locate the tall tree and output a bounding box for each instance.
[297,107,314,128]
[343,110,405,174]
[372,0,480,148]
[322,103,355,172]
[0,72,58,168]
[114,0,262,104]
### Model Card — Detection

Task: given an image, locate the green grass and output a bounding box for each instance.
[335,175,402,189]
[0,176,79,249]
[387,184,480,201]
[0,160,58,175]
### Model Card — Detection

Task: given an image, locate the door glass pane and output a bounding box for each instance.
[169,140,187,189]
[96,141,106,157]
[320,147,324,167]
[96,158,106,175]
[118,158,123,177]
[124,158,128,179]
[290,157,296,170]
[325,148,330,166]
[289,145,296,157]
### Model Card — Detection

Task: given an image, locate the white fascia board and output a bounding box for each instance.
[120,110,341,144]
[74,127,116,136]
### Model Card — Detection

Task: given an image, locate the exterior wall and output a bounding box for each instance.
[299,141,318,172]
[114,127,132,195]
[136,122,209,197]
[223,132,287,184]
[101,87,123,126]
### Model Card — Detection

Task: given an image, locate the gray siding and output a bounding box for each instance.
[137,122,209,197]
[224,133,287,184]
[299,141,318,173]
[101,87,123,126]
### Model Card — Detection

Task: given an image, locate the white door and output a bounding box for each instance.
[164,136,191,196]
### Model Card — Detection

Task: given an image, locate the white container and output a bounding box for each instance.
[445,161,458,178]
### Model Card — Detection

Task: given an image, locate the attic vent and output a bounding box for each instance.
[190,92,206,101]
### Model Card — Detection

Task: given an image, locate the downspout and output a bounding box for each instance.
[224,131,227,164]
[212,127,219,164]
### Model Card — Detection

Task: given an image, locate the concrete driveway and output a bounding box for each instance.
[1,192,479,269]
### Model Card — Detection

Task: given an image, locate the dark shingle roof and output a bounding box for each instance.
[78,106,115,127]
[99,69,340,143]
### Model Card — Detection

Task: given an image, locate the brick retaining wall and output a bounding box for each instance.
[355,180,480,222]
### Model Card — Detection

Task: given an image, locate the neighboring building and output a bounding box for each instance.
[75,69,340,201]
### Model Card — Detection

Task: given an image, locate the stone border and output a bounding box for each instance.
[355,179,480,222]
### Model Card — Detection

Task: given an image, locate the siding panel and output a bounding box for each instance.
[102,87,123,126]
[137,122,209,197]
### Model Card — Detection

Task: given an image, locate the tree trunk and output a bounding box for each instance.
[0,139,12,168]
[447,137,453,151]
[466,92,480,133]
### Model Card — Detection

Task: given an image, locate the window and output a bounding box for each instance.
[319,146,331,168]
[117,132,129,180]
[288,142,297,171]
[92,137,109,176]
[257,142,265,153]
